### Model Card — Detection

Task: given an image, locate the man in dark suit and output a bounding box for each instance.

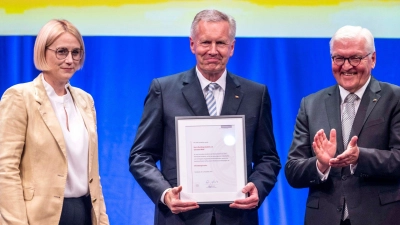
[285,25,400,225]
[129,9,281,225]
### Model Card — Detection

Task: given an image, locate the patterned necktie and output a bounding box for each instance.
[341,93,358,220]
[342,93,358,148]
[205,83,219,116]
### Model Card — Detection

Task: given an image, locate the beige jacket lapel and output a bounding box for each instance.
[68,86,96,175]
[33,74,68,159]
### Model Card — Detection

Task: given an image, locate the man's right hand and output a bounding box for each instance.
[164,186,199,214]
[312,129,337,173]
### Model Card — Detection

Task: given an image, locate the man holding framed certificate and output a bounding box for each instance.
[129,9,281,225]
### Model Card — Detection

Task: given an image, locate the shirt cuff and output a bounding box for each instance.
[316,161,331,181]
[160,188,172,205]
[350,163,358,175]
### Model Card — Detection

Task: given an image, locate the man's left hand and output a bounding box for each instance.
[330,136,359,167]
[229,182,259,209]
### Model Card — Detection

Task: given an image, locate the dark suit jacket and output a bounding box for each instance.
[129,68,281,225]
[285,77,400,225]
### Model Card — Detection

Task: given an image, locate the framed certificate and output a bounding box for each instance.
[175,115,247,204]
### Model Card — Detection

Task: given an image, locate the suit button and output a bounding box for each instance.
[89,178,93,183]
[92,198,97,203]
[337,207,343,212]
[341,175,347,181]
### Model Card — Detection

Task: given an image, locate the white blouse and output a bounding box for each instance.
[42,74,89,198]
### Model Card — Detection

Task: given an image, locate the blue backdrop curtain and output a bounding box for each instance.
[1,36,400,224]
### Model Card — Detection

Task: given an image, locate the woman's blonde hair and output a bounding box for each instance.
[34,19,85,71]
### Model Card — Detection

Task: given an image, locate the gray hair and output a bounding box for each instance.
[190,9,236,41]
[329,25,375,55]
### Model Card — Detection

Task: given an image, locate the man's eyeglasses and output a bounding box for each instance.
[331,52,372,67]
[47,47,83,61]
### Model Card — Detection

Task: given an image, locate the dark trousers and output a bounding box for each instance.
[340,219,351,225]
[59,195,92,225]
[210,215,216,225]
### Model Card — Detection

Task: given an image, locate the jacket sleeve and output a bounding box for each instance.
[0,87,29,224]
[128,79,171,204]
[89,95,109,224]
[98,176,109,225]
[285,97,323,188]
[248,85,281,204]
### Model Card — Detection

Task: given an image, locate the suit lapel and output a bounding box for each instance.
[34,74,67,158]
[181,68,210,116]
[325,86,345,154]
[221,73,243,115]
[352,77,381,138]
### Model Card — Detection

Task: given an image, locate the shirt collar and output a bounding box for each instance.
[338,76,371,103]
[196,67,227,92]
[41,74,71,103]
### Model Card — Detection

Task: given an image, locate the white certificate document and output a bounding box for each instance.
[188,125,237,193]
[176,116,247,204]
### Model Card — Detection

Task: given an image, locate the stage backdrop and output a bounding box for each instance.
[1,1,400,224]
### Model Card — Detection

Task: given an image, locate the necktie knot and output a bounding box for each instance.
[344,93,358,103]
[207,83,219,92]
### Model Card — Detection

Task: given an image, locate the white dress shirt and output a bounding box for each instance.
[196,67,227,116]
[42,75,89,197]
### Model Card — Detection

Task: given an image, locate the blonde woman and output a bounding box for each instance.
[0,19,109,225]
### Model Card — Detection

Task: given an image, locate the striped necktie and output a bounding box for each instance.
[205,83,219,116]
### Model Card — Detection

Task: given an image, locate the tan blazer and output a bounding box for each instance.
[0,74,109,225]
